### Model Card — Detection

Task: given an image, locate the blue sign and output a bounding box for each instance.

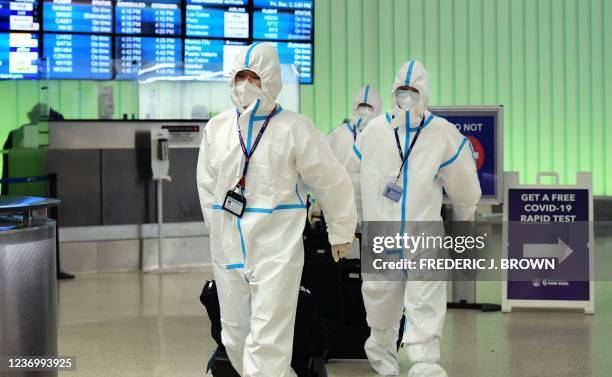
[43,0,112,34]
[0,32,38,79]
[43,33,111,80]
[507,188,590,301]
[115,0,181,36]
[430,108,501,203]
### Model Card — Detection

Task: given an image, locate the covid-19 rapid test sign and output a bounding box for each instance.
[502,172,594,313]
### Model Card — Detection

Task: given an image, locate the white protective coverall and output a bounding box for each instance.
[197,43,357,377]
[326,85,382,258]
[328,85,381,217]
[346,60,481,376]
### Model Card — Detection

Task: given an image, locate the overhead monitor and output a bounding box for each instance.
[43,0,112,34]
[0,32,38,78]
[115,35,182,80]
[256,40,311,84]
[3,0,316,82]
[184,38,245,80]
[43,33,111,79]
[252,0,312,41]
[115,0,181,36]
[185,0,248,39]
[189,0,247,5]
[0,0,40,31]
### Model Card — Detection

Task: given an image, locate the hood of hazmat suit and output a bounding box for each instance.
[196,42,357,377]
[350,84,383,128]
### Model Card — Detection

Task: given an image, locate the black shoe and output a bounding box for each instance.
[57,271,75,280]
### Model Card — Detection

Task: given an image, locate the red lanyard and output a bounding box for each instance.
[235,106,277,190]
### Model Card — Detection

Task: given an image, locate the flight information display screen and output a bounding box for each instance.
[115,0,181,36]
[253,0,312,10]
[189,0,247,5]
[252,9,311,40]
[184,38,244,79]
[185,2,248,39]
[253,0,311,41]
[115,35,181,79]
[43,0,113,33]
[256,40,311,84]
[0,32,38,78]
[43,33,111,79]
[0,0,40,31]
[2,0,315,82]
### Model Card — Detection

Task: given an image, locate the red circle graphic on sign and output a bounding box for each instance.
[467,136,485,170]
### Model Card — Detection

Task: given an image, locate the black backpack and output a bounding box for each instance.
[199,280,331,377]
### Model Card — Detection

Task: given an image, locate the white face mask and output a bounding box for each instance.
[395,90,420,111]
[356,105,375,124]
[356,106,374,118]
[233,80,262,109]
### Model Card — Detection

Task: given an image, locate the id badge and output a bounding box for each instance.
[383,182,403,202]
[223,190,247,218]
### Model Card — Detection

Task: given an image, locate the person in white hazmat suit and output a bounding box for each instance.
[345,60,481,376]
[307,85,382,258]
[328,84,382,168]
[196,42,357,377]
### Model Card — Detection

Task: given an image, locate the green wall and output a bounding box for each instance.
[1,0,611,195]
[302,0,611,195]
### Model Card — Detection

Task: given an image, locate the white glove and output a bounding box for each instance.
[307,201,322,224]
[331,242,352,262]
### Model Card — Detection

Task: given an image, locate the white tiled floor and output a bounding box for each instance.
[58,270,612,377]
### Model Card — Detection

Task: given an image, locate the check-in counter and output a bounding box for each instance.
[46,120,206,227]
[0,196,60,377]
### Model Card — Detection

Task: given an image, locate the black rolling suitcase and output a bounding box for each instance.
[301,218,404,360]
[301,228,369,359]
[199,280,330,377]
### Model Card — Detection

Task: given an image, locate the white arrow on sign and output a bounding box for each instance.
[523,239,573,264]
